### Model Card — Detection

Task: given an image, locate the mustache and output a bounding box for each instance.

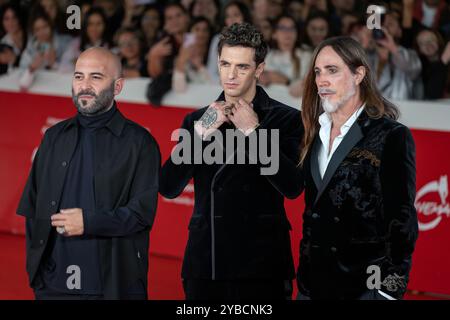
[76,90,97,98]
[318,88,336,95]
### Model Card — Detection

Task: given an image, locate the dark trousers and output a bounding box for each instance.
[183,279,292,300]
[34,285,147,300]
[296,289,391,300]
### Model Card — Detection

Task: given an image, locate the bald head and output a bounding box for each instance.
[77,47,122,79]
[72,47,125,116]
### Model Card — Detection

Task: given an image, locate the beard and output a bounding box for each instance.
[72,81,115,116]
[320,79,357,114]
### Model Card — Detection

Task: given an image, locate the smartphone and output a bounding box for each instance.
[183,33,196,47]
[372,28,386,40]
[37,42,50,54]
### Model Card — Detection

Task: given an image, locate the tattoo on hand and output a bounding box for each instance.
[200,107,218,129]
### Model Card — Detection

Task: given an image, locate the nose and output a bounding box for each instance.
[316,73,330,88]
[77,78,94,91]
[227,66,237,80]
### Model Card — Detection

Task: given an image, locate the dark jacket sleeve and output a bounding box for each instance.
[380,125,419,299]
[16,133,49,219]
[247,109,305,199]
[159,113,196,199]
[83,132,161,237]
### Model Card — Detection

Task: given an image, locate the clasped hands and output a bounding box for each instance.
[194,99,259,138]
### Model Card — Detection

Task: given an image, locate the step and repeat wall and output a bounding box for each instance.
[1,70,450,296]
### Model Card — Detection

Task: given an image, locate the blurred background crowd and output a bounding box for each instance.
[0,0,449,101]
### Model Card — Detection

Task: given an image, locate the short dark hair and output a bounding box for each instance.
[217,23,268,66]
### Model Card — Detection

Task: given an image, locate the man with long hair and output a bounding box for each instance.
[297,36,418,300]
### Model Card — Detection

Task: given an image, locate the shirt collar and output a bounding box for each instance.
[319,103,366,132]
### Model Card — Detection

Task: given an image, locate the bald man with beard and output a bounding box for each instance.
[17,47,161,300]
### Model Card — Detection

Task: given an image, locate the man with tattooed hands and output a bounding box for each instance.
[160,23,304,300]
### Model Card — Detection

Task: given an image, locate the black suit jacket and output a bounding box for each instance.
[160,86,304,280]
[297,109,418,299]
[17,106,161,299]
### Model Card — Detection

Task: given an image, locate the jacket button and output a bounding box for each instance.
[137,251,141,259]
[330,246,337,253]
[312,213,320,219]
[334,217,340,223]
[51,201,56,206]
[62,161,67,167]
[39,239,44,245]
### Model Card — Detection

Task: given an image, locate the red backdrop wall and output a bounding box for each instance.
[1,91,449,295]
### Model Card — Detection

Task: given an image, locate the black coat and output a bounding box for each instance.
[297,109,418,299]
[16,106,161,299]
[160,86,304,280]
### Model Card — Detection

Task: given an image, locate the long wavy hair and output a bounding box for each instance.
[299,36,399,166]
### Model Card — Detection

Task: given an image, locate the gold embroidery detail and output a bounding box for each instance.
[348,149,380,167]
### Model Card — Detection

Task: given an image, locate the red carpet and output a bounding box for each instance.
[0,233,445,300]
[0,233,184,300]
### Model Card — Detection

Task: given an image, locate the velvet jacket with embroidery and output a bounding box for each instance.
[297,109,418,300]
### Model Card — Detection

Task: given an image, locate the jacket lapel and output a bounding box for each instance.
[310,136,322,192]
[313,118,364,205]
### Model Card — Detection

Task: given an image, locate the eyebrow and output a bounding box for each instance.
[314,65,339,70]
[74,72,106,77]
[219,60,251,67]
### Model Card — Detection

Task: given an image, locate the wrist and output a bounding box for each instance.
[242,122,260,136]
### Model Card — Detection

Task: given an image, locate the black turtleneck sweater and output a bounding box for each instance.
[41,105,117,295]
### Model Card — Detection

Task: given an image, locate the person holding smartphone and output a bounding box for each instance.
[172,17,213,92]
[18,6,71,89]
[350,11,422,100]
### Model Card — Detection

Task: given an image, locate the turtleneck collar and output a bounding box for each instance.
[77,102,117,130]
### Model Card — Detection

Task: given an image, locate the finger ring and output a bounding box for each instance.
[224,107,232,115]
[57,226,65,234]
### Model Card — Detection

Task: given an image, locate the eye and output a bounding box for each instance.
[74,75,82,80]
[329,68,337,74]
[314,69,320,75]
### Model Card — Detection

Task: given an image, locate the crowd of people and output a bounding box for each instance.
[1,0,450,100]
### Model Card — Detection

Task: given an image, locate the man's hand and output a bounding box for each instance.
[227,99,259,135]
[51,208,84,237]
[194,101,230,139]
